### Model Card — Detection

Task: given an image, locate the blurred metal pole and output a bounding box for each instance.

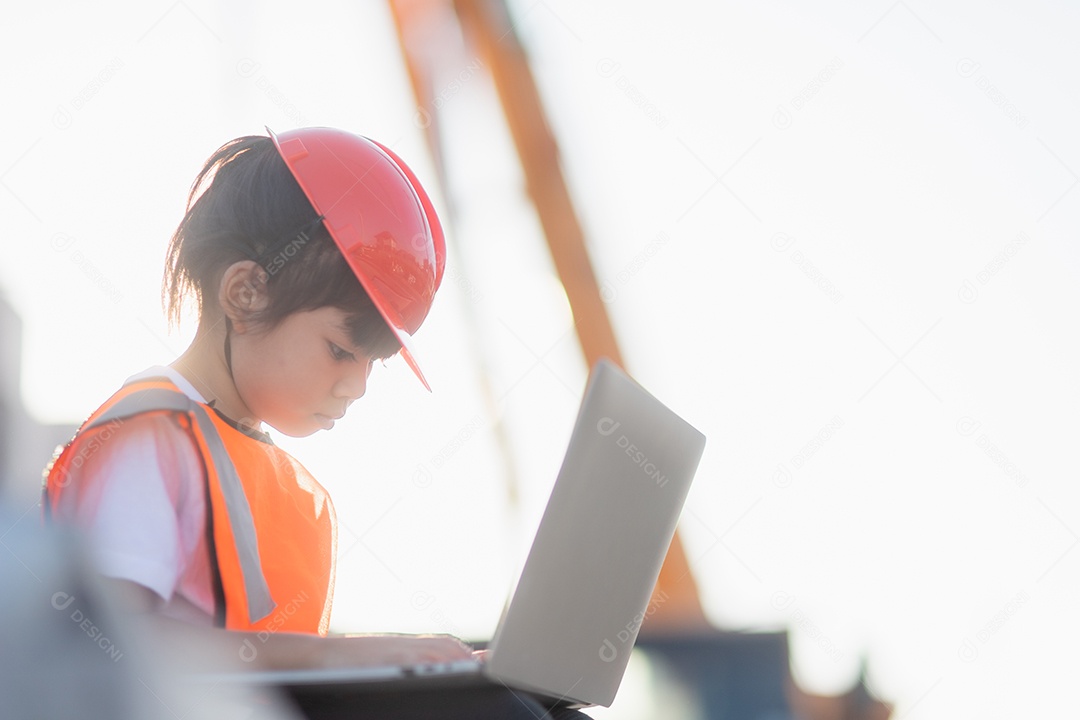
[387,0,708,631]
[387,0,522,509]
[452,0,623,369]
[449,0,708,630]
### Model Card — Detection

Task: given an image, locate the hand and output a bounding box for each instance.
[320,633,475,668]
[125,590,477,672]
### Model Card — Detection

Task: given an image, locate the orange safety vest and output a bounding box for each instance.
[43,377,336,636]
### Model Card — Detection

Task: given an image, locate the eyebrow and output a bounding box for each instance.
[330,321,362,353]
[335,319,385,358]
[331,312,402,359]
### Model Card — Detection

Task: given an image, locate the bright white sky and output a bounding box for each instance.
[3,1,1079,718]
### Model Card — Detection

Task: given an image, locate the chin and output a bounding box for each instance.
[284,428,320,439]
[266,419,321,438]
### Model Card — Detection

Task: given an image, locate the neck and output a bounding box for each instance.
[169,317,257,426]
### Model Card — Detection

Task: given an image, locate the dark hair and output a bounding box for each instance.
[162,135,400,358]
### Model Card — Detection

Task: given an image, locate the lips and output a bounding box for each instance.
[315,413,339,430]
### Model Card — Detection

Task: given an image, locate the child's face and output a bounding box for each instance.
[229,306,376,437]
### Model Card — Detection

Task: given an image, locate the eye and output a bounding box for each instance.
[329,342,355,362]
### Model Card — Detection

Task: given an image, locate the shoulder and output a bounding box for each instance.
[124,365,207,404]
[48,410,210,604]
[61,402,197,472]
[53,407,206,514]
[60,367,206,464]
[75,409,198,466]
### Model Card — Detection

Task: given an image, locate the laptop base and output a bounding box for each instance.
[278,673,581,720]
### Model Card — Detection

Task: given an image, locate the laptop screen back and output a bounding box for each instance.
[485,360,706,707]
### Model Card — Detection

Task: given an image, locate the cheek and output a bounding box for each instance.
[266,343,328,398]
[236,335,324,413]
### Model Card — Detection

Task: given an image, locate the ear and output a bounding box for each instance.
[218,260,270,330]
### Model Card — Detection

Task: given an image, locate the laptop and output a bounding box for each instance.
[210,359,706,709]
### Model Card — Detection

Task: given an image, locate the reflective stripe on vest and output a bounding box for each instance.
[81,387,275,623]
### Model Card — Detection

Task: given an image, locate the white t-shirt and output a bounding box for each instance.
[52,366,217,625]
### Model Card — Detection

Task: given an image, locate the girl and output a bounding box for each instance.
[43,127,476,670]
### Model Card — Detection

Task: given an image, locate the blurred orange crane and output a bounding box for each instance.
[387,0,708,632]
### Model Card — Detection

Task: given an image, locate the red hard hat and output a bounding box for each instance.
[269,127,446,390]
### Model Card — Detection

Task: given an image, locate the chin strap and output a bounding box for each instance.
[224,316,236,383]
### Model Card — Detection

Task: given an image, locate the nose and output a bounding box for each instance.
[333,362,371,403]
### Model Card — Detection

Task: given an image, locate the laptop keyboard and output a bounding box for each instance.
[403,658,484,677]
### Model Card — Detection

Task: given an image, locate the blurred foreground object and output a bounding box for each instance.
[638,632,892,720]
[0,294,76,505]
[0,500,300,720]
